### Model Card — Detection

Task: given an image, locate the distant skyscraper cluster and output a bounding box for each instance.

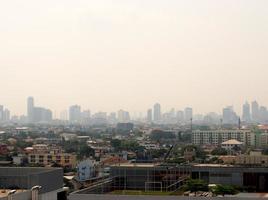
[27,97,52,123]
[1,97,268,125]
[145,103,193,124]
[0,105,10,122]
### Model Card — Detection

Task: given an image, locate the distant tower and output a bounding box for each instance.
[0,105,3,121]
[69,105,81,122]
[27,96,34,123]
[147,109,152,123]
[184,107,193,122]
[238,117,241,130]
[153,103,161,122]
[251,101,259,122]
[242,102,251,123]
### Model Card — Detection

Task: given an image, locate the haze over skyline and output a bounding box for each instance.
[1,0,268,116]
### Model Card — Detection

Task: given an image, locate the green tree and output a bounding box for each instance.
[150,130,176,141]
[212,185,238,196]
[186,179,208,196]
[111,139,122,152]
[211,147,227,155]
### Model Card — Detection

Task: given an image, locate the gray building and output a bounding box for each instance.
[251,101,259,122]
[153,103,161,122]
[147,109,152,123]
[242,102,251,123]
[0,167,64,200]
[69,105,81,122]
[184,107,193,122]
[27,97,34,123]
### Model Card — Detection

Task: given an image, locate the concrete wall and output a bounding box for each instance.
[68,194,267,200]
[0,167,63,194]
[0,191,31,200]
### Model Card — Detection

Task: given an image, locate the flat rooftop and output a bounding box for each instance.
[193,164,234,167]
[111,163,159,168]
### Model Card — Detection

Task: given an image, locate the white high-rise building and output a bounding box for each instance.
[184,107,193,122]
[147,109,152,122]
[118,109,130,122]
[192,129,255,147]
[27,97,34,123]
[242,102,251,123]
[69,105,81,122]
[252,101,259,122]
[153,103,161,122]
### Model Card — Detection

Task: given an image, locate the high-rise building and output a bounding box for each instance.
[108,112,117,123]
[242,102,251,123]
[69,105,81,122]
[259,106,268,123]
[147,109,152,122]
[33,107,52,122]
[118,109,130,122]
[0,105,3,121]
[27,96,34,123]
[3,109,10,121]
[222,106,238,124]
[81,110,91,121]
[184,107,193,122]
[252,101,259,122]
[153,103,161,122]
[192,130,255,147]
[176,110,184,122]
[60,110,68,121]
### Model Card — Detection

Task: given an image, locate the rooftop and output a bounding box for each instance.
[222,139,243,145]
[111,163,159,168]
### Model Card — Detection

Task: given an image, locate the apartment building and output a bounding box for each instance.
[192,129,255,146]
[27,144,77,168]
[28,153,77,168]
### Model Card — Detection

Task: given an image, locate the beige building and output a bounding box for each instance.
[221,139,242,152]
[220,151,268,166]
[28,153,77,168]
[27,144,77,168]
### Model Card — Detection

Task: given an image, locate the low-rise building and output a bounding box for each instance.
[220,151,268,166]
[28,153,77,168]
[77,159,97,181]
[221,139,242,152]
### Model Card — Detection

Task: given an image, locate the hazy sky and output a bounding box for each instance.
[1,0,268,116]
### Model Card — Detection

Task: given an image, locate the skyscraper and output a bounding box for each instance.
[147,109,152,123]
[251,101,259,122]
[259,106,268,123]
[27,97,34,123]
[0,105,3,121]
[184,107,193,122]
[3,109,10,121]
[222,106,238,124]
[69,105,81,122]
[242,101,251,122]
[176,110,184,122]
[118,109,130,122]
[153,103,161,122]
[60,110,68,121]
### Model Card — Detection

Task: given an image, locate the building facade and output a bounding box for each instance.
[192,130,255,146]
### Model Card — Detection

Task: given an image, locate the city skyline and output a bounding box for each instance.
[2,97,268,123]
[1,1,268,116]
